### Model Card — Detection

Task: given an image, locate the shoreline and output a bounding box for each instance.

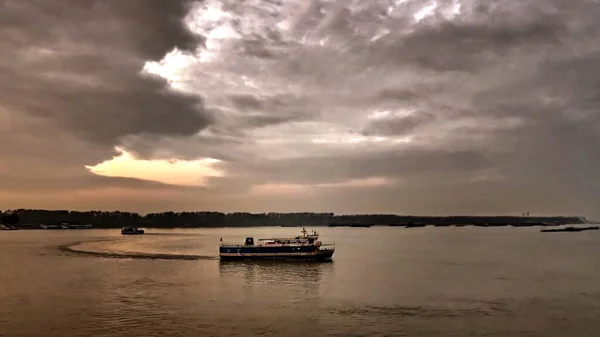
[5,223,596,230]
[2,210,590,230]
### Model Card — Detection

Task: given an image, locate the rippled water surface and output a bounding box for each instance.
[2,227,600,336]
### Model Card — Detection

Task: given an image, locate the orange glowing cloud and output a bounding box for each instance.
[85,147,224,186]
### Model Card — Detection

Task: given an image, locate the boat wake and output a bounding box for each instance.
[59,241,219,261]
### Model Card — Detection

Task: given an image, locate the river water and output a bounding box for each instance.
[1,226,600,336]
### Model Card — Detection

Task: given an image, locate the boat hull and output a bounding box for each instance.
[219,250,334,261]
[219,245,334,261]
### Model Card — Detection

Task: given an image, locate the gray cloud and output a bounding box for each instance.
[0,0,211,145]
[2,0,600,218]
[361,112,436,137]
[242,148,493,186]
[227,93,317,128]
[390,14,567,72]
[376,88,423,102]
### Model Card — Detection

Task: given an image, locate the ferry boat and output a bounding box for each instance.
[121,227,144,235]
[219,228,335,261]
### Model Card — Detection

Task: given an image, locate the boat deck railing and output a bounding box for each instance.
[221,242,336,249]
[220,242,243,247]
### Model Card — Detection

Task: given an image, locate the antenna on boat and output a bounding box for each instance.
[301,227,307,237]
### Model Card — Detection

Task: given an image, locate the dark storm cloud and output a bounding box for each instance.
[0,0,211,145]
[103,0,200,59]
[1,0,199,59]
[0,0,217,197]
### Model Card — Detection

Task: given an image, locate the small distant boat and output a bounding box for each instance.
[219,227,335,261]
[0,224,18,230]
[121,227,144,235]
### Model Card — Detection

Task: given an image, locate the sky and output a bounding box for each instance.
[1,0,599,218]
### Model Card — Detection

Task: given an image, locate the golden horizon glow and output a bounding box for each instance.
[250,177,396,196]
[85,147,224,186]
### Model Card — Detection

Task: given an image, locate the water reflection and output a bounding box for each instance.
[219,260,334,296]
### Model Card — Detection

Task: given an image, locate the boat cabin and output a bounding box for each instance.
[241,228,322,247]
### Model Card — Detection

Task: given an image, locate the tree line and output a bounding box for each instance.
[0,209,586,228]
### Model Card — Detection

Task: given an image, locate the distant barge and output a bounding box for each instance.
[121,227,144,235]
[219,228,335,261]
[541,226,599,233]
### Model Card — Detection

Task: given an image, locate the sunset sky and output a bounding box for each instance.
[1,0,599,218]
